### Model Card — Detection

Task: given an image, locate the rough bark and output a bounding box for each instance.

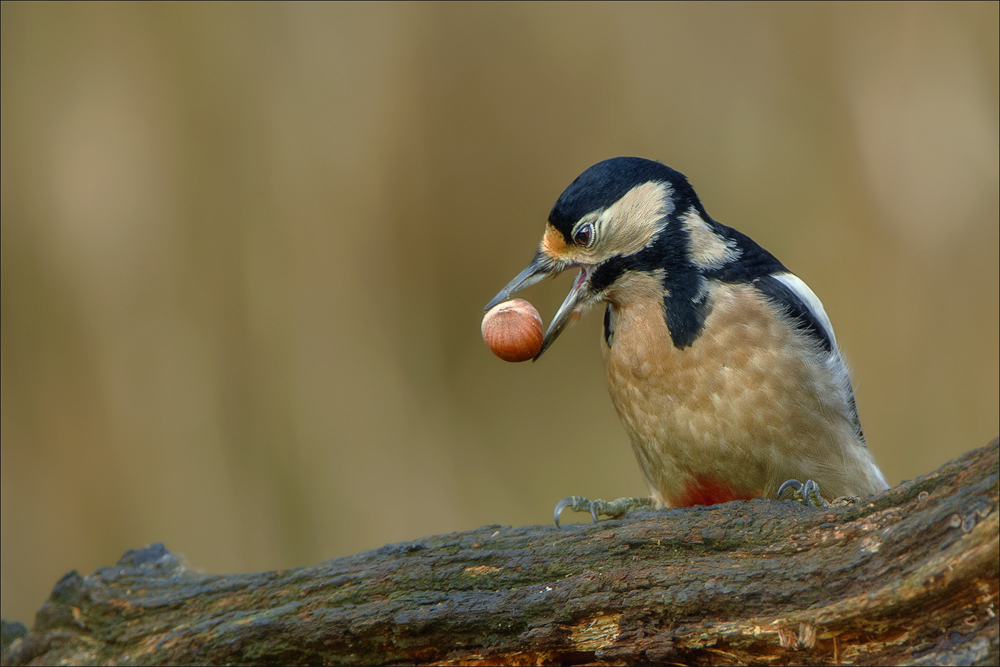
[2,439,997,666]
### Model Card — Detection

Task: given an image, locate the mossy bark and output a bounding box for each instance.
[3,439,997,666]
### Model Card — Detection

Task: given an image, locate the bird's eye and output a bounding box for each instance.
[573,224,593,247]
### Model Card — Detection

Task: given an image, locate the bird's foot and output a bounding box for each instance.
[553,495,656,528]
[777,479,830,507]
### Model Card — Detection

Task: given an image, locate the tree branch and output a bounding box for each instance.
[3,439,997,666]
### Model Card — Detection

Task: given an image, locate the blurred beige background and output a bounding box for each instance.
[2,2,997,624]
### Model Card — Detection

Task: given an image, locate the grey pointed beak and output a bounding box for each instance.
[485,252,595,361]
[484,252,554,312]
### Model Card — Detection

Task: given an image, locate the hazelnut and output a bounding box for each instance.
[482,299,544,362]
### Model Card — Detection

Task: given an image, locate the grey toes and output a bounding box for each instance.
[778,479,829,507]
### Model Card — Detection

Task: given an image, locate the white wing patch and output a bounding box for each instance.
[773,273,838,350]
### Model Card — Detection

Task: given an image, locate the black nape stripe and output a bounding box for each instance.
[752,275,834,353]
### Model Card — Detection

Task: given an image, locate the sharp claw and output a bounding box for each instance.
[590,503,601,523]
[554,496,586,529]
[777,479,803,500]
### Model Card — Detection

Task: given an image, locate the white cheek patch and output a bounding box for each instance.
[598,181,673,258]
[772,273,838,349]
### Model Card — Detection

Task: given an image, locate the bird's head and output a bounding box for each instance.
[487,157,728,359]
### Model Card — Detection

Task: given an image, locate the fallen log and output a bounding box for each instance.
[2,439,997,666]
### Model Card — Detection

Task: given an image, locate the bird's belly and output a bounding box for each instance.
[602,285,853,506]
